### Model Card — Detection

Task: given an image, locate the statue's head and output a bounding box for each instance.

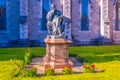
[50,4,56,10]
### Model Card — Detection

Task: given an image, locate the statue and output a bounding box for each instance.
[43,4,73,69]
[46,4,65,38]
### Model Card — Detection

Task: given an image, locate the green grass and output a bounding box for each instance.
[0,45,120,80]
[0,47,45,61]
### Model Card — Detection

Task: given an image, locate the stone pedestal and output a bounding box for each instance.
[43,38,73,68]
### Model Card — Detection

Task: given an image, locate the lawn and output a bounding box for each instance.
[0,45,120,80]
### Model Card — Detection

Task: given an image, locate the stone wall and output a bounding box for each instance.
[0,0,120,47]
[71,0,100,45]
[52,0,63,11]
[100,0,120,44]
[28,0,47,46]
[110,0,120,44]
[0,0,20,47]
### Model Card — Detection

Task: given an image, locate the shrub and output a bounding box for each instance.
[24,49,33,64]
[62,65,73,74]
[82,64,95,73]
[45,66,54,76]
[21,68,37,77]
[9,59,24,77]
[26,68,37,77]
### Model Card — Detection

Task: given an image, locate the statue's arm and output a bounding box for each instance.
[46,12,52,21]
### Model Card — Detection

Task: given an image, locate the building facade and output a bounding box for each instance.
[0,0,120,47]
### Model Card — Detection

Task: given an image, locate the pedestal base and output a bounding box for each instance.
[43,38,73,68]
[25,57,82,75]
[44,60,73,68]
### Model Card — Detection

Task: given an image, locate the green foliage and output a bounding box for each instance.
[27,68,37,77]
[62,65,73,74]
[82,64,95,73]
[9,59,24,77]
[22,68,37,77]
[45,66,54,76]
[0,47,45,61]
[24,49,33,64]
[0,46,120,79]
[69,45,120,63]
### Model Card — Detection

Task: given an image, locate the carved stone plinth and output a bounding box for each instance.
[43,38,73,68]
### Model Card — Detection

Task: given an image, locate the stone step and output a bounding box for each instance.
[24,57,83,75]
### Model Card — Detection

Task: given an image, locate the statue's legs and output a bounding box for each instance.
[57,27,61,36]
[47,22,53,35]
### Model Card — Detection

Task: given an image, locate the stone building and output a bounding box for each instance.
[0,0,120,47]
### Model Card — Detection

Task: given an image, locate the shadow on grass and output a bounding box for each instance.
[70,53,120,63]
[83,55,120,63]
[69,45,120,63]
[69,53,89,63]
[0,46,120,63]
[0,47,46,61]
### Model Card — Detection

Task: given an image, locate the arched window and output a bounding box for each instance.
[41,0,51,31]
[0,0,6,30]
[115,0,120,31]
[80,0,89,31]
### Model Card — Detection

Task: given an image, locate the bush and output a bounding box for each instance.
[21,68,37,77]
[82,64,95,73]
[62,65,73,74]
[26,68,37,77]
[45,66,54,76]
[9,59,24,77]
[24,49,33,64]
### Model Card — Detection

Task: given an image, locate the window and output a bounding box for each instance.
[0,0,6,30]
[115,0,120,31]
[41,0,51,31]
[80,0,89,31]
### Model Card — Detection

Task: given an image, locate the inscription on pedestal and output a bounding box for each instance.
[44,38,73,68]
